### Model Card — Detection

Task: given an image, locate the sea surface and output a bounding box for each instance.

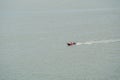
[1,0,120,80]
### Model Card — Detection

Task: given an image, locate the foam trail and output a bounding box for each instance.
[76,39,120,45]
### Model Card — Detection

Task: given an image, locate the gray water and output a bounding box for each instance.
[1,0,120,80]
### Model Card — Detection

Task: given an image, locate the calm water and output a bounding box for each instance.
[1,0,120,80]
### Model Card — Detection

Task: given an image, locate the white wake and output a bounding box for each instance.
[76,39,120,45]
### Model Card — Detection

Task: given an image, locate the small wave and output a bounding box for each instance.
[76,39,120,45]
